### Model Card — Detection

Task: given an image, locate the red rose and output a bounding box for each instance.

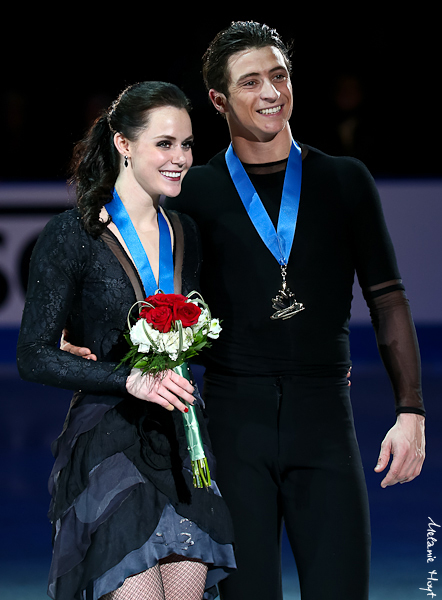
[138,293,200,332]
[145,293,187,308]
[139,294,181,319]
[143,305,174,333]
[174,302,201,327]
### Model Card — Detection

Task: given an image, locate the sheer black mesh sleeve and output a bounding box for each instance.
[363,281,425,416]
[345,160,424,416]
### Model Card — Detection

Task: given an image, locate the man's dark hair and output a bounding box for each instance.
[202,21,293,97]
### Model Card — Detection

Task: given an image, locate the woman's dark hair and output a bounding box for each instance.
[202,21,293,97]
[70,81,191,237]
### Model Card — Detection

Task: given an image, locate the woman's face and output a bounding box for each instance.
[122,106,194,199]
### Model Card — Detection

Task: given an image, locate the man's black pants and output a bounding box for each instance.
[204,371,371,600]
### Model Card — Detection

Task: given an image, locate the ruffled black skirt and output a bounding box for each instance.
[47,386,236,600]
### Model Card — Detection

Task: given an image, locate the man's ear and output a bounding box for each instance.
[209,89,228,115]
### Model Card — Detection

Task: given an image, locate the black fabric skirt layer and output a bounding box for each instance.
[48,389,235,600]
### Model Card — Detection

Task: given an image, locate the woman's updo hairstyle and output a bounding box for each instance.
[70,81,191,237]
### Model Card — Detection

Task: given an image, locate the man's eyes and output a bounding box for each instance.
[242,73,287,87]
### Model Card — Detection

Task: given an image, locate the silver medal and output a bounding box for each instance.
[271,265,305,320]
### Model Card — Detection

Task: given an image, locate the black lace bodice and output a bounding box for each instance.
[17,208,202,395]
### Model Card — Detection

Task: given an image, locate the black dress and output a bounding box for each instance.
[16,208,235,600]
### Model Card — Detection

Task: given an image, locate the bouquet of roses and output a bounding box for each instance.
[120,290,221,489]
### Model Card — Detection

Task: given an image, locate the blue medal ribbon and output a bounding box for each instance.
[106,188,174,295]
[225,140,302,266]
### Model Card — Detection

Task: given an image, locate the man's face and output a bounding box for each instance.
[223,45,293,143]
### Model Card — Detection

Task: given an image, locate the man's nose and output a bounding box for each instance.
[260,79,280,102]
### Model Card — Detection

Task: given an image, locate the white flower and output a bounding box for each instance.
[162,327,195,360]
[193,308,210,334]
[181,326,194,351]
[130,319,156,353]
[160,330,181,360]
[208,319,222,339]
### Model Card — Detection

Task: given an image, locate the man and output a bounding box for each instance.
[165,22,425,600]
[66,22,425,600]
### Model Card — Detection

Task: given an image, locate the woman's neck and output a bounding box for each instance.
[114,180,159,231]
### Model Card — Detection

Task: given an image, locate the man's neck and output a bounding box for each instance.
[230,124,293,164]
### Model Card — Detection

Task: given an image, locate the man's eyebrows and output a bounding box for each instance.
[235,65,288,84]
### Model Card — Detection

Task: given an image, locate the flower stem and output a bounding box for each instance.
[173,362,211,489]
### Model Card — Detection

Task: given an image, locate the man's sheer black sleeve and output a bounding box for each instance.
[364,283,425,416]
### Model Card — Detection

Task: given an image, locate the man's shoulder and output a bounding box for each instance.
[164,149,229,214]
[186,149,228,183]
[303,143,373,179]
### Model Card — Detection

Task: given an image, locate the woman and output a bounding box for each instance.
[16,81,235,600]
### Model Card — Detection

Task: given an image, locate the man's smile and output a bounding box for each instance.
[258,105,283,115]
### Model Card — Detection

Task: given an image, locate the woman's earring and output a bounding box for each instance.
[124,156,129,168]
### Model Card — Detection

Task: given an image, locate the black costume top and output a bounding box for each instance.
[165,144,424,416]
[16,208,235,600]
[17,209,200,392]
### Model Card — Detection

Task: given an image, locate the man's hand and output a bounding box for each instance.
[60,329,97,361]
[374,413,425,487]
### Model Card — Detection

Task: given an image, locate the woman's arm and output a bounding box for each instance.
[16,212,194,411]
[16,212,131,395]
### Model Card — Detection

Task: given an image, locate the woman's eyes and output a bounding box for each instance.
[157,141,173,148]
[157,140,194,150]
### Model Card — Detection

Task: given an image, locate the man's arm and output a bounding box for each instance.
[365,285,426,486]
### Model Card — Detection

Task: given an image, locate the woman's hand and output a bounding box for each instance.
[126,368,195,413]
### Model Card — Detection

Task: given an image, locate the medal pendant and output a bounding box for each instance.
[271,265,305,320]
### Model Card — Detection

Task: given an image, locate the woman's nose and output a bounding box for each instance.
[171,146,186,166]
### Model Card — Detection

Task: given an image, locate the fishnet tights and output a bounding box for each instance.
[100,555,208,600]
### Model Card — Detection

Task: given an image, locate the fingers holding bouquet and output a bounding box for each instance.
[126,367,194,413]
